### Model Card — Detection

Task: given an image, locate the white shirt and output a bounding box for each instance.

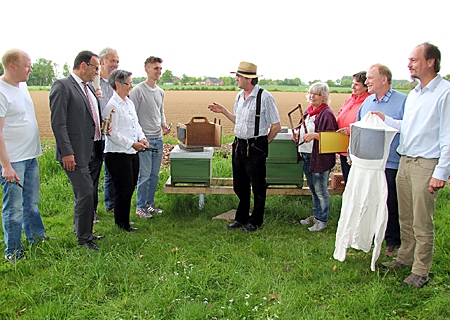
[0,80,42,162]
[103,91,145,154]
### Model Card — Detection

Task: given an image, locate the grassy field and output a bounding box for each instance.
[1,137,449,319]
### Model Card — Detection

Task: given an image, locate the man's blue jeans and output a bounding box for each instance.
[301,153,331,223]
[103,162,115,210]
[1,158,45,256]
[136,138,163,209]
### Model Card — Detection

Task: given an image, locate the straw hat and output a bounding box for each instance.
[231,61,262,78]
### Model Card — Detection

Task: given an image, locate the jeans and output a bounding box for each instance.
[1,158,45,256]
[302,153,330,223]
[103,162,115,210]
[136,138,163,209]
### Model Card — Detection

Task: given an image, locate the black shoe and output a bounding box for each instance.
[82,241,99,251]
[242,223,257,233]
[227,221,243,229]
[125,227,138,232]
[92,234,105,240]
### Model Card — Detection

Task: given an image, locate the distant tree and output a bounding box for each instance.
[28,58,57,86]
[335,79,341,86]
[181,74,190,85]
[132,76,146,84]
[443,74,450,81]
[62,62,71,77]
[220,76,235,86]
[308,80,322,85]
[340,76,352,87]
[161,69,174,84]
[0,62,4,75]
[326,80,336,87]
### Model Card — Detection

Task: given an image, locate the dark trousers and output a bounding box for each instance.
[89,140,103,213]
[104,153,139,230]
[232,137,268,227]
[340,155,351,184]
[63,140,102,244]
[385,168,401,246]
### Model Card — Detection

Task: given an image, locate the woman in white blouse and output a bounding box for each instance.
[103,70,149,232]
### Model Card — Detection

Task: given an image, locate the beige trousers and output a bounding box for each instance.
[396,156,439,276]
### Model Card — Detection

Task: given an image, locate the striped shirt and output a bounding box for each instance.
[233,85,280,139]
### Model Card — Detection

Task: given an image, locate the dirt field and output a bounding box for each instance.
[31,90,349,139]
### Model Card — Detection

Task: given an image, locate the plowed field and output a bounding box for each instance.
[31,90,348,139]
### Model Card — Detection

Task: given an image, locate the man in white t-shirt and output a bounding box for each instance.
[0,49,46,262]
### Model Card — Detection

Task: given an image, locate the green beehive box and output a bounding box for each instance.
[170,145,214,186]
[266,131,303,185]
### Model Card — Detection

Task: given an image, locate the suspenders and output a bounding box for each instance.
[236,88,264,139]
[254,88,264,138]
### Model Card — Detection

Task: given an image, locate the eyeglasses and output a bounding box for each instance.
[122,81,132,86]
[106,57,119,64]
[308,92,322,96]
[86,63,99,71]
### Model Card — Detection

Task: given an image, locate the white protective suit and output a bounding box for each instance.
[333,113,398,271]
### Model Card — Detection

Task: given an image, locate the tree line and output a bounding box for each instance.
[1,59,450,89]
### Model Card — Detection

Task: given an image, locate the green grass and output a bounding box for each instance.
[1,138,449,319]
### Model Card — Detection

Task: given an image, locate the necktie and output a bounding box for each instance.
[83,82,101,140]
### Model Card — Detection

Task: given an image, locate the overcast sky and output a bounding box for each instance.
[2,0,448,82]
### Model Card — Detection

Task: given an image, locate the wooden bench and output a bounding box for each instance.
[163,177,344,196]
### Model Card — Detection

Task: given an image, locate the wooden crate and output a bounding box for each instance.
[177,116,222,148]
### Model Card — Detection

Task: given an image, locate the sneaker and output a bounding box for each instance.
[402,273,429,288]
[379,259,410,271]
[308,220,327,232]
[300,216,315,225]
[384,245,401,258]
[136,207,153,219]
[5,252,24,263]
[93,213,100,224]
[148,204,163,215]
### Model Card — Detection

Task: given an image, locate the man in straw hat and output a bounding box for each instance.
[208,61,281,232]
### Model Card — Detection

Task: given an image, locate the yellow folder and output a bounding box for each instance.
[319,131,349,154]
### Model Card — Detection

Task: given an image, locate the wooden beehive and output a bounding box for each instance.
[331,172,345,190]
[177,116,222,148]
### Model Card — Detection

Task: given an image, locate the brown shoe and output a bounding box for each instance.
[402,273,429,288]
[384,245,401,258]
[379,259,410,271]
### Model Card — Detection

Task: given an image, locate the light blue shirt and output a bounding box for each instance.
[357,89,406,169]
[233,84,280,139]
[385,75,450,181]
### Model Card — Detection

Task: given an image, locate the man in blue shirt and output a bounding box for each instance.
[357,64,406,258]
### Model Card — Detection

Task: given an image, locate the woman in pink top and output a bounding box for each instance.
[336,71,370,183]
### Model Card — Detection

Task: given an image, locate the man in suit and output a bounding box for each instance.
[50,50,104,250]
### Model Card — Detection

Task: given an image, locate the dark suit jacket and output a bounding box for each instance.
[50,75,101,166]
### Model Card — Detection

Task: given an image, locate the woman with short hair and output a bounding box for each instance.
[103,69,149,232]
[292,82,338,232]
